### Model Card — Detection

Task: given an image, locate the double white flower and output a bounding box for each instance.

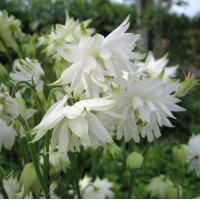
[32,95,115,152]
[51,16,144,98]
[184,134,200,177]
[10,58,45,92]
[107,78,185,142]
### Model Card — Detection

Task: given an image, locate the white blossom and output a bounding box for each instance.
[32,95,116,152]
[38,10,94,62]
[184,134,200,177]
[50,16,144,98]
[10,58,45,92]
[107,77,185,142]
[147,175,173,198]
[80,176,114,199]
[136,51,178,82]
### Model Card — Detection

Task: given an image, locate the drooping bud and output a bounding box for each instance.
[166,184,183,199]
[172,145,187,167]
[19,163,42,198]
[103,142,122,159]
[126,151,144,169]
[0,166,5,181]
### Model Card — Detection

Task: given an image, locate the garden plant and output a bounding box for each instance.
[0,6,200,199]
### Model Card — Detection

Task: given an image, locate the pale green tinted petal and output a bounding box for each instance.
[68,116,88,137]
[58,121,69,152]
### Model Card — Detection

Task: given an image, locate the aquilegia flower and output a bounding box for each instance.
[147,175,173,198]
[107,77,185,142]
[184,134,200,177]
[80,176,114,199]
[32,95,115,152]
[10,58,45,92]
[136,51,178,82]
[50,16,144,98]
[38,10,94,62]
[0,83,19,123]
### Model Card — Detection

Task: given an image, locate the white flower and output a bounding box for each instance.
[0,120,16,151]
[147,175,173,198]
[49,149,71,172]
[0,175,33,199]
[0,83,19,123]
[107,78,185,142]
[32,95,115,152]
[50,16,144,98]
[38,10,94,61]
[184,134,200,177]
[10,58,45,92]
[136,51,178,82]
[79,175,92,191]
[80,176,114,199]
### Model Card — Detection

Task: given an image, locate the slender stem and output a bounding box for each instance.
[127,170,137,198]
[44,131,50,187]
[12,81,45,115]
[17,114,50,198]
[18,136,29,164]
[0,181,9,199]
[72,166,81,199]
[47,88,66,109]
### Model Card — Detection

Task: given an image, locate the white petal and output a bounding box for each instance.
[68,116,88,137]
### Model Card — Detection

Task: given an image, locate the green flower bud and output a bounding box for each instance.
[172,145,187,167]
[166,184,183,199]
[14,97,27,119]
[19,163,42,198]
[126,151,144,169]
[0,166,5,181]
[103,142,122,159]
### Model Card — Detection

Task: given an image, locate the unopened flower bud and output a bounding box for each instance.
[172,145,187,167]
[126,151,144,169]
[19,163,42,198]
[175,72,198,98]
[14,97,27,119]
[0,166,5,181]
[166,184,183,199]
[103,142,122,159]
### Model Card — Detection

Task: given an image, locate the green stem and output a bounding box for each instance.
[47,87,66,109]
[72,166,81,199]
[0,181,9,199]
[17,114,50,199]
[12,81,45,115]
[127,170,137,198]
[44,131,50,187]
[0,35,12,65]
[18,136,29,164]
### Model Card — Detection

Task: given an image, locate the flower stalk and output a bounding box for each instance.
[17,114,50,198]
